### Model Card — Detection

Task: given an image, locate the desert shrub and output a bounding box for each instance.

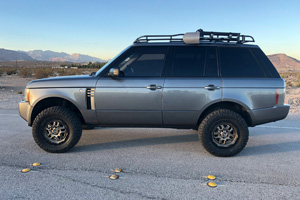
[280,73,287,79]
[296,73,300,87]
[62,69,78,76]
[54,68,93,76]
[286,80,293,87]
[18,67,34,78]
[5,68,17,75]
[0,67,18,76]
[34,68,54,79]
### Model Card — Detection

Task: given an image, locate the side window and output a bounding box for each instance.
[171,46,206,77]
[111,46,168,77]
[250,48,280,78]
[205,47,218,77]
[220,47,266,77]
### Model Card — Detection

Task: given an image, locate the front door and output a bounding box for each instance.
[95,46,169,126]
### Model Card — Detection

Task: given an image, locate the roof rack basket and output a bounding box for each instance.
[134,34,184,43]
[196,29,255,44]
[134,29,254,44]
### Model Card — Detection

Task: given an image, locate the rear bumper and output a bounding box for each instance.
[19,101,31,125]
[251,104,290,126]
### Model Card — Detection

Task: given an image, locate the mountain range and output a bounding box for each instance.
[0,49,34,61]
[0,48,105,62]
[1,48,300,72]
[24,50,106,62]
[267,54,300,72]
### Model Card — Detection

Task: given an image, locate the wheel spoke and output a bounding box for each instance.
[212,123,238,147]
[44,120,68,144]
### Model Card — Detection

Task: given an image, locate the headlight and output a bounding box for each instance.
[24,88,30,102]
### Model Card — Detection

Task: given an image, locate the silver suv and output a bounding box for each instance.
[19,29,290,157]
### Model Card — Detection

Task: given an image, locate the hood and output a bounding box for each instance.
[26,75,98,89]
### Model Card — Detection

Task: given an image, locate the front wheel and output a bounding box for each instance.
[32,106,82,153]
[198,109,249,157]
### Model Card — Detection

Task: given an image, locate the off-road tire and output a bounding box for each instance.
[198,109,249,157]
[32,106,82,153]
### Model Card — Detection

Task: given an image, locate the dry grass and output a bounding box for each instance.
[296,74,300,87]
[0,67,18,76]
[280,72,300,88]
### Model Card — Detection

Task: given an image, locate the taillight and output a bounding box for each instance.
[275,89,279,105]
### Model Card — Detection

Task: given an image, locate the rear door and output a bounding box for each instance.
[219,47,281,110]
[95,46,169,126]
[163,46,222,126]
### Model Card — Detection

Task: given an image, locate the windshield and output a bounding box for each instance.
[95,46,131,76]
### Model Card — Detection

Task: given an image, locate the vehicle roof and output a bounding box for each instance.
[132,42,259,48]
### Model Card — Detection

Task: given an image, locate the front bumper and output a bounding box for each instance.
[19,101,31,125]
[251,104,290,126]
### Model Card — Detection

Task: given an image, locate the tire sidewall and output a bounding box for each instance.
[32,106,82,153]
[199,109,249,157]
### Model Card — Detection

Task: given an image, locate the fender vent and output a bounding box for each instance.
[86,88,95,110]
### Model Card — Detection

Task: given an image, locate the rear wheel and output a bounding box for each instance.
[198,109,249,157]
[32,106,82,153]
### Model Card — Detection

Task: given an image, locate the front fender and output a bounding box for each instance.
[28,88,98,125]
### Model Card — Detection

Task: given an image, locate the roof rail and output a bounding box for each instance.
[134,29,255,44]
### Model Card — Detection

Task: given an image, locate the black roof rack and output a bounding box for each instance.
[134,29,255,44]
[134,34,184,43]
[196,29,255,44]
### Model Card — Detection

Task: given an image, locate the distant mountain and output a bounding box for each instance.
[267,54,300,72]
[0,49,34,61]
[24,50,106,62]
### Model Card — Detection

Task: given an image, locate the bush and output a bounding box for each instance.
[296,74,300,87]
[18,68,33,78]
[280,73,287,79]
[34,68,54,79]
[286,80,293,87]
[5,68,17,75]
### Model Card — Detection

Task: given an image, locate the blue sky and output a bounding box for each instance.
[0,0,299,60]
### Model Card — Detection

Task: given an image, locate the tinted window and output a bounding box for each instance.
[171,46,206,77]
[220,47,265,77]
[111,46,168,77]
[205,47,218,77]
[251,48,280,78]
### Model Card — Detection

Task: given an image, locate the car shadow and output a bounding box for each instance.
[72,133,199,153]
[239,141,300,156]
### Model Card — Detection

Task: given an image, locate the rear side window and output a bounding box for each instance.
[171,46,206,77]
[251,48,280,78]
[170,46,218,77]
[220,47,266,77]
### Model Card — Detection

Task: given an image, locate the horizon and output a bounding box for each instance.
[2,47,300,62]
[0,0,299,60]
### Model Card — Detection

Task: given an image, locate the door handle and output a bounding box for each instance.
[146,85,162,90]
[204,85,220,90]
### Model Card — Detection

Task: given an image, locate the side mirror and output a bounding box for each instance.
[108,68,120,77]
